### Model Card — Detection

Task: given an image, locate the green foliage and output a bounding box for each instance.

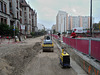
[9,25,19,36]
[0,23,19,36]
[41,29,45,33]
[0,23,9,35]
[53,29,56,34]
[93,22,100,30]
[30,32,35,36]
[62,32,66,34]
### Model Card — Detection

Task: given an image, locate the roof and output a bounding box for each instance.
[20,0,29,7]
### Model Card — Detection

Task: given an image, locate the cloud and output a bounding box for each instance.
[72,9,76,13]
[26,0,100,28]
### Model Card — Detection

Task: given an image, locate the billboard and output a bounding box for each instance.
[72,27,83,33]
[21,25,25,29]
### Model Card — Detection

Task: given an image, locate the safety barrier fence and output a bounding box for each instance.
[52,34,58,39]
[52,34,100,61]
[91,39,100,61]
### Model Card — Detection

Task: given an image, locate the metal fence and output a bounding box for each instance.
[52,34,100,61]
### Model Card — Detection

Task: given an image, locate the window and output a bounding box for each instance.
[24,7,26,10]
[29,14,30,18]
[24,19,27,23]
[1,18,3,23]
[17,11,19,19]
[0,1,3,11]
[24,19,26,21]
[4,19,7,24]
[17,22,19,29]
[0,1,1,11]
[20,10,22,16]
[24,12,27,18]
[20,3,22,8]
[16,0,18,9]
[29,20,30,24]
[4,4,6,13]
[20,18,22,24]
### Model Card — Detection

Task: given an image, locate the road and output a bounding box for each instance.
[23,42,77,75]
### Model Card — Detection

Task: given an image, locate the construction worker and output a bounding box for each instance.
[71,31,76,38]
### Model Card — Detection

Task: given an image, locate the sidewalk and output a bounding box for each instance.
[0,39,23,45]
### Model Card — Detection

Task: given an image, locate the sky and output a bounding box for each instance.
[26,0,100,29]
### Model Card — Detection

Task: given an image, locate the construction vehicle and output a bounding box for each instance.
[42,35,54,52]
[60,47,70,68]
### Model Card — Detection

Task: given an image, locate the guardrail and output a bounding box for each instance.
[52,34,100,61]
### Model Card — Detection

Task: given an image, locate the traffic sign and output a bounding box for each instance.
[13,29,15,31]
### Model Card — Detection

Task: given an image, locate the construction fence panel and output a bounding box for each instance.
[91,39,100,61]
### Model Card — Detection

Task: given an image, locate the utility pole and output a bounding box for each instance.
[64,17,65,36]
[64,17,65,33]
[90,0,92,36]
[13,24,16,42]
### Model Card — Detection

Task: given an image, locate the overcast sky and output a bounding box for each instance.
[26,0,100,29]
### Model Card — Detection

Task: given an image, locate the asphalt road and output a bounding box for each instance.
[23,43,77,75]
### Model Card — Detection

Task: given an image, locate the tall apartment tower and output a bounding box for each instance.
[56,11,68,33]
[69,16,90,30]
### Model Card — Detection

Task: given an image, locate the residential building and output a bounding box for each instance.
[56,11,68,33]
[21,0,32,34]
[81,16,90,29]
[56,11,92,32]
[9,0,21,31]
[71,16,80,29]
[69,16,90,30]
[56,15,58,32]
[0,0,37,35]
[0,0,10,25]
[31,10,38,32]
[20,0,38,34]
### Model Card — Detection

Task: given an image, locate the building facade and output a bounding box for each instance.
[0,0,37,35]
[56,11,68,33]
[56,11,91,33]
[0,0,10,25]
[69,16,90,30]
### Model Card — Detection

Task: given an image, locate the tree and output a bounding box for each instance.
[0,23,10,35]
[0,23,19,36]
[9,25,19,37]
[93,22,100,30]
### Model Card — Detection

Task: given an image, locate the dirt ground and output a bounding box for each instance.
[0,36,86,75]
[23,42,77,75]
[0,36,43,75]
